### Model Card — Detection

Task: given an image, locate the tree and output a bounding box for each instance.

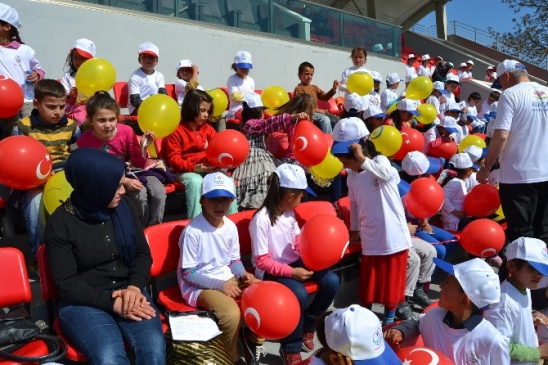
[487,0,548,68]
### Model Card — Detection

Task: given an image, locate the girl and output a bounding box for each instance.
[339,47,371,98]
[440,153,474,232]
[163,89,237,219]
[232,93,311,210]
[249,164,340,365]
[174,59,202,107]
[485,237,548,365]
[362,104,387,133]
[380,73,401,113]
[387,99,419,131]
[61,38,96,127]
[227,50,255,119]
[77,91,167,227]
[331,118,411,325]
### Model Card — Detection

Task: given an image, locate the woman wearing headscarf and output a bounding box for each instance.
[45,148,165,365]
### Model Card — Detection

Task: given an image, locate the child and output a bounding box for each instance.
[484,66,497,83]
[249,164,340,365]
[233,93,311,210]
[385,258,510,364]
[13,79,80,257]
[417,54,432,78]
[426,81,447,116]
[444,74,460,105]
[60,38,96,127]
[339,47,371,98]
[459,92,482,134]
[331,118,411,325]
[293,61,340,133]
[341,93,366,119]
[163,89,237,219]
[76,91,167,227]
[362,104,387,132]
[485,237,548,364]
[388,99,419,131]
[0,2,45,139]
[369,71,382,108]
[380,73,401,113]
[174,59,203,107]
[405,54,418,85]
[457,62,471,80]
[178,172,264,364]
[127,42,167,116]
[227,50,255,119]
[440,153,474,232]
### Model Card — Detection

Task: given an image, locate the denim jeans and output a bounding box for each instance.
[414,226,458,260]
[20,186,45,259]
[58,290,165,365]
[312,112,333,134]
[263,258,340,353]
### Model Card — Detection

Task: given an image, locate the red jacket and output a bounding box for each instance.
[163,122,217,173]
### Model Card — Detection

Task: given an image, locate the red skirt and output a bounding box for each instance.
[359,250,408,309]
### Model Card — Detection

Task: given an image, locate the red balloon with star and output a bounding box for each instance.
[397,346,454,364]
[206,130,250,169]
[0,136,52,189]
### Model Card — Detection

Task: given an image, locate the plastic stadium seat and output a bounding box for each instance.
[227,210,256,258]
[317,98,340,116]
[113,81,130,108]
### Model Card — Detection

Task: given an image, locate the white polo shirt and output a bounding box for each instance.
[227,74,255,118]
[127,68,166,114]
[426,95,442,115]
[418,64,432,78]
[0,44,43,102]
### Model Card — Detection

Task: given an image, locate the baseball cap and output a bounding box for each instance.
[138,42,159,57]
[344,93,364,112]
[363,105,387,120]
[372,44,383,52]
[402,151,430,176]
[72,38,96,59]
[422,54,430,61]
[463,145,482,163]
[201,172,236,199]
[0,3,20,29]
[492,59,526,89]
[325,306,401,364]
[274,164,316,197]
[234,50,253,69]
[445,73,460,84]
[487,66,495,71]
[243,92,267,109]
[408,53,416,59]
[459,62,467,69]
[466,60,474,65]
[506,237,548,277]
[433,81,445,92]
[386,73,401,86]
[371,71,382,83]
[446,102,462,114]
[449,153,473,169]
[434,258,500,309]
[176,59,193,71]
[332,117,369,155]
[440,116,459,134]
[397,99,419,115]
[398,180,410,197]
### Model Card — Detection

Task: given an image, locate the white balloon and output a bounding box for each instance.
[244,307,261,329]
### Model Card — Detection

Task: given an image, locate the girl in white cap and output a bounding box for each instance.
[227,50,255,119]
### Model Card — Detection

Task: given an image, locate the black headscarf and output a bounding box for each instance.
[65,148,136,267]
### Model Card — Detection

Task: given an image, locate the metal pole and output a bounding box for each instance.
[268,0,274,34]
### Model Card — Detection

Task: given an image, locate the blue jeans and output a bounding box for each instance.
[263,258,340,353]
[414,225,458,260]
[20,187,45,258]
[58,290,165,365]
[312,112,333,133]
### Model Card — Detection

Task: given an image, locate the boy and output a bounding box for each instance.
[417,54,432,78]
[127,42,167,115]
[294,61,340,133]
[13,79,80,258]
[178,172,264,365]
[369,71,382,108]
[444,73,460,105]
[426,81,447,115]
[385,258,510,365]
[459,92,482,131]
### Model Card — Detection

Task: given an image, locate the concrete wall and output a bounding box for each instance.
[6,0,406,94]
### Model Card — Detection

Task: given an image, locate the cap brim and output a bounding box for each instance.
[202,190,236,199]
[398,180,411,197]
[75,49,93,59]
[235,63,253,69]
[331,140,360,154]
[426,157,442,174]
[448,109,462,114]
[491,78,502,90]
[472,164,480,170]
[408,110,420,116]
[139,51,158,57]
[354,342,401,365]
[529,261,548,277]
[433,258,455,275]
[373,113,388,118]
[467,116,477,121]
[305,187,317,197]
[444,127,459,134]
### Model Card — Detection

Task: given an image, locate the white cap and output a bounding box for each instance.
[433,81,445,92]
[421,54,430,61]
[325,306,401,364]
[372,44,383,52]
[488,169,500,186]
[176,59,193,71]
[243,92,266,109]
[506,237,548,277]
[138,42,159,57]
[466,60,474,65]
[370,71,382,83]
[440,116,459,134]
[408,53,416,59]
[463,145,483,163]
[402,151,429,176]
[449,153,473,169]
[201,172,236,199]
[386,73,401,86]
[234,50,253,69]
[344,93,364,112]
[72,38,96,59]
[459,62,467,68]
[434,258,500,309]
[446,102,462,113]
[0,3,20,29]
[496,59,525,76]
[446,73,460,83]
[332,117,369,154]
[362,105,387,120]
[397,99,419,115]
[274,164,315,196]
[487,66,495,71]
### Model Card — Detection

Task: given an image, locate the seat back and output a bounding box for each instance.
[227,209,257,257]
[36,245,59,301]
[113,82,129,108]
[317,98,340,116]
[337,197,351,229]
[294,201,337,228]
[0,247,32,306]
[145,219,191,277]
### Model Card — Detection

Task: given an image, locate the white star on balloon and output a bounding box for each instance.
[45,154,50,161]
[402,359,412,365]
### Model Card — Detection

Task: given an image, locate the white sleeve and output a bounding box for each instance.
[339,69,349,93]
[489,335,511,365]
[380,90,389,112]
[348,175,360,231]
[494,93,512,131]
[128,73,141,95]
[227,75,238,95]
[180,228,199,269]
[361,156,394,181]
[442,180,465,212]
[60,73,72,92]
[249,213,270,257]
[483,300,517,339]
[228,224,241,261]
[157,72,165,88]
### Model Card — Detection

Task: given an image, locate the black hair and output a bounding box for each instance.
[440,167,472,187]
[85,91,120,118]
[498,258,528,283]
[298,61,314,74]
[0,20,23,44]
[468,92,482,102]
[254,172,304,226]
[64,49,78,77]
[34,79,66,101]
[489,91,501,101]
[181,89,214,122]
[332,138,380,160]
[241,106,264,125]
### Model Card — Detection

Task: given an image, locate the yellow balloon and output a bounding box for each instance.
[75,58,117,97]
[137,94,180,138]
[406,76,433,100]
[416,103,438,125]
[346,72,374,96]
[458,135,487,153]
[206,88,228,117]
[369,125,403,157]
[387,102,397,115]
[310,150,343,179]
[43,171,73,216]
[261,86,290,109]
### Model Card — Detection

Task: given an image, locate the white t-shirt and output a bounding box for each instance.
[442,178,467,231]
[0,44,43,102]
[347,156,412,255]
[464,173,479,191]
[174,79,204,107]
[177,214,241,307]
[458,70,473,80]
[426,95,442,115]
[419,307,510,365]
[369,91,381,109]
[339,65,372,98]
[418,64,432,78]
[484,280,538,365]
[444,91,456,108]
[405,64,417,82]
[423,125,440,152]
[380,88,398,113]
[127,68,166,114]
[493,82,548,184]
[250,207,300,280]
[227,74,255,118]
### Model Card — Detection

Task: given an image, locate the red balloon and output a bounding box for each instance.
[0,136,52,189]
[473,133,486,140]
[393,128,426,161]
[464,184,501,217]
[265,132,288,160]
[300,214,349,270]
[241,281,300,340]
[0,76,24,118]
[405,177,444,219]
[292,120,328,166]
[460,219,505,257]
[397,346,454,365]
[428,137,457,160]
[206,130,250,169]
